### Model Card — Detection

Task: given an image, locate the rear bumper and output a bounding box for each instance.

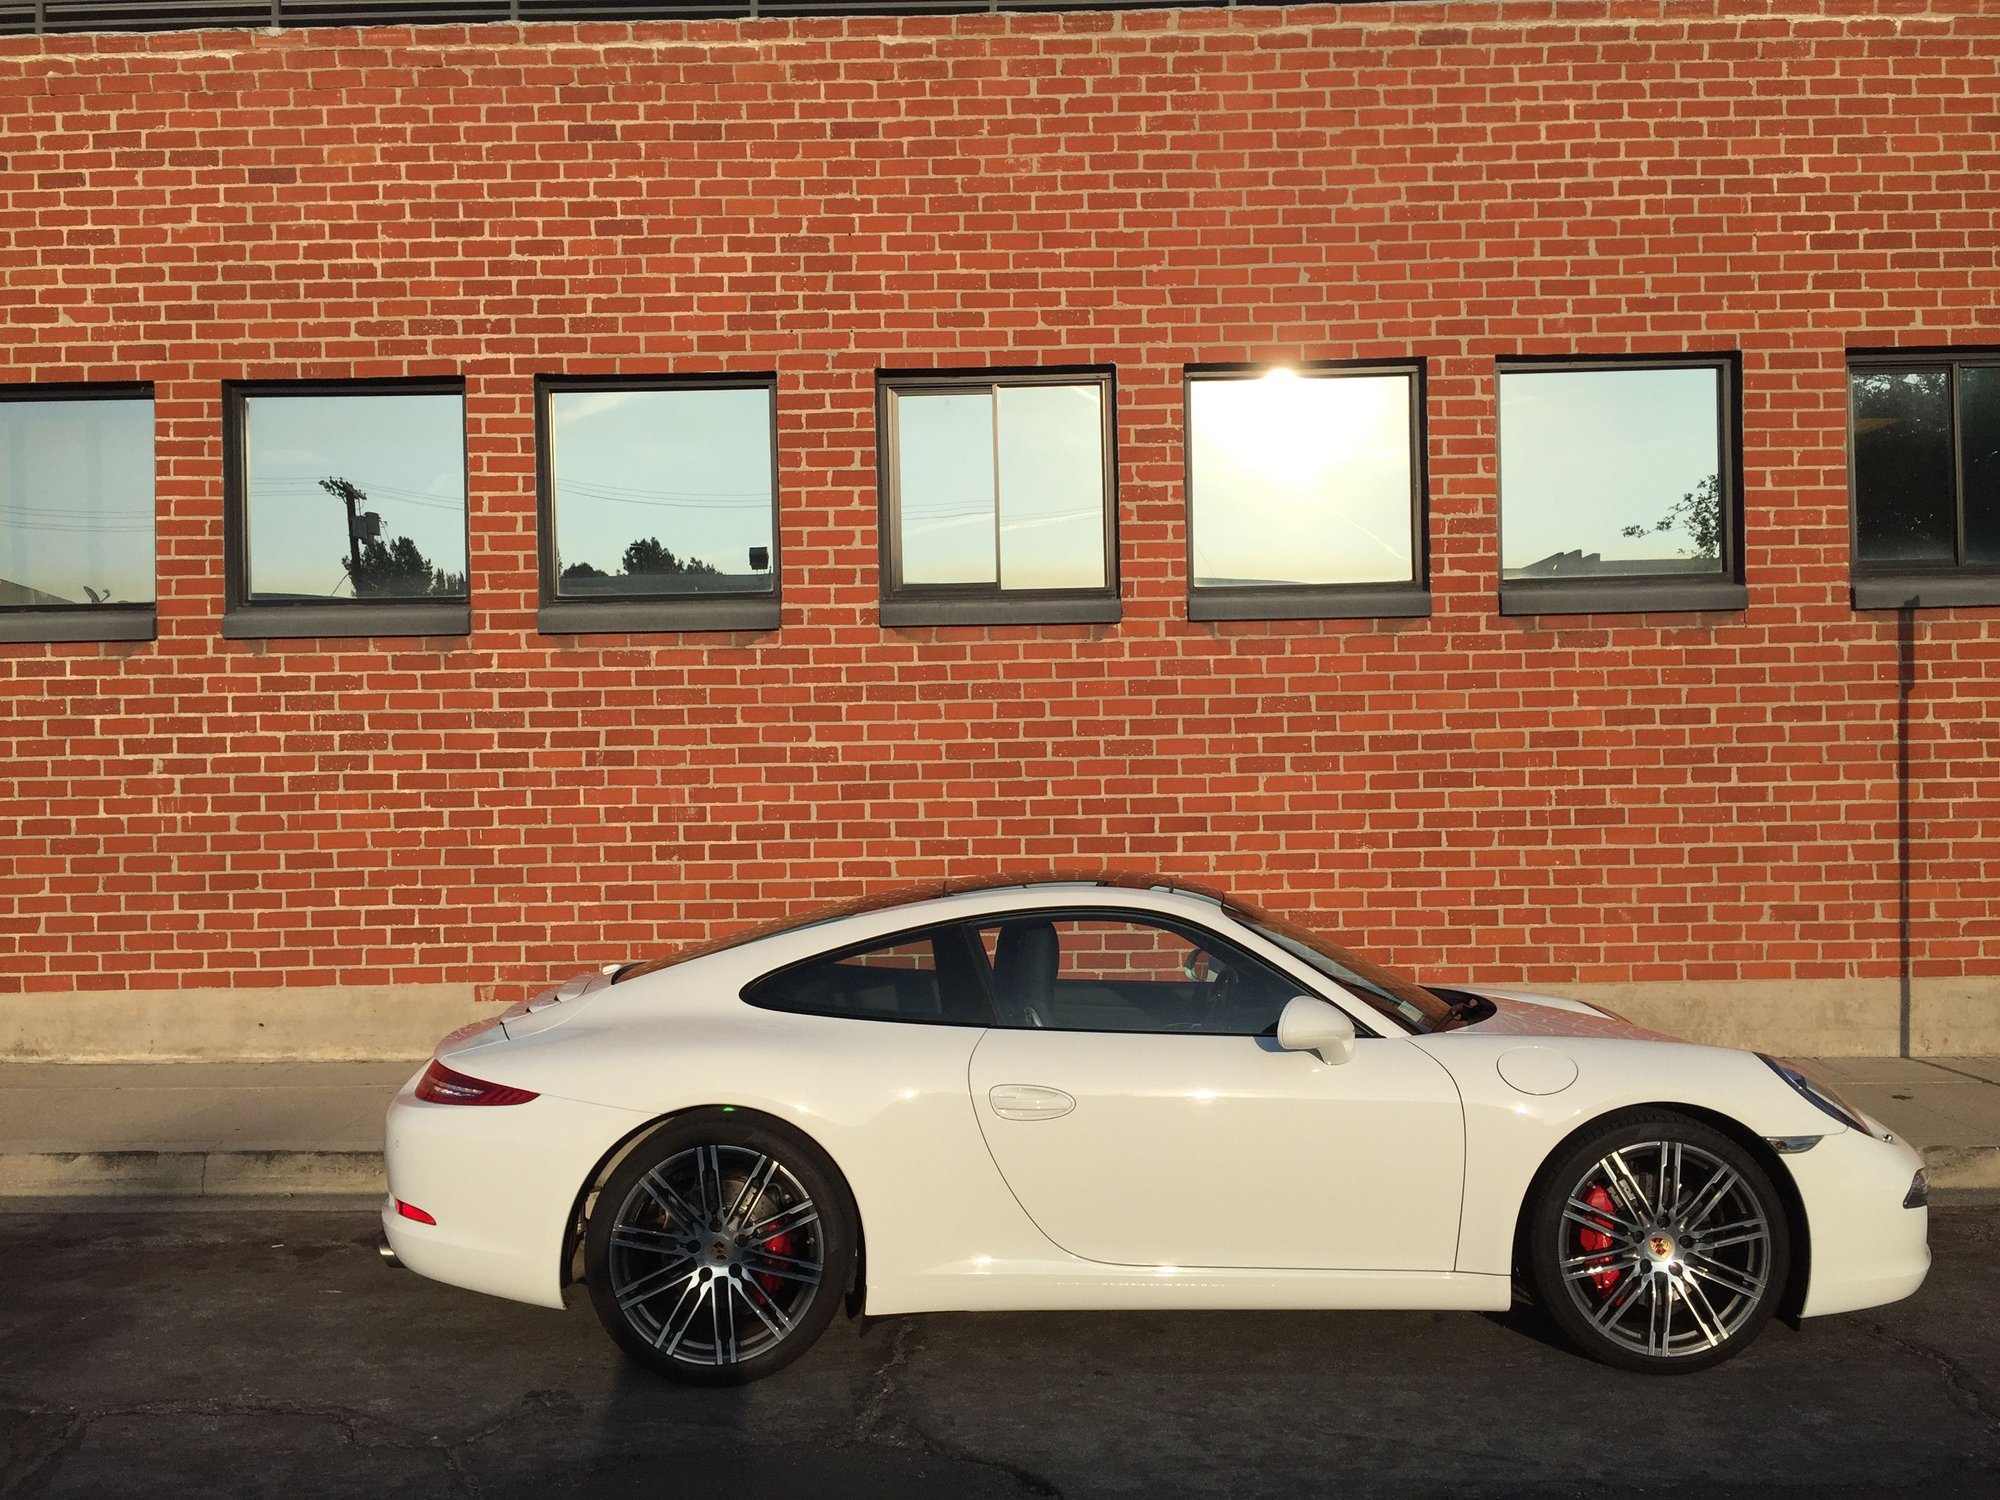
[381,1074,654,1311]
[1789,1125,1930,1319]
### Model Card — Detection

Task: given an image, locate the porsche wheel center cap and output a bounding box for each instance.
[1647,1233,1677,1263]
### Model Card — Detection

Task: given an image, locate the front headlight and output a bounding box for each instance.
[1759,1054,1877,1136]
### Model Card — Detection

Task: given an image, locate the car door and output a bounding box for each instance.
[965,910,1465,1272]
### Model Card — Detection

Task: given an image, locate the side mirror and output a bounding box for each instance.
[1276,995,1357,1066]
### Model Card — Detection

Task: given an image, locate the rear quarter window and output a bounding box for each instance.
[742,925,991,1025]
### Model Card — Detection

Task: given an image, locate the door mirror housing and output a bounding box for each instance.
[1276,995,1357,1066]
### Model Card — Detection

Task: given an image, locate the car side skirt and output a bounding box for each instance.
[864,1267,1514,1317]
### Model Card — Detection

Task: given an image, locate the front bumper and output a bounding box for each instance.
[1787,1125,1931,1319]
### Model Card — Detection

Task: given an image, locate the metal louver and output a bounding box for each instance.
[1,0,1314,39]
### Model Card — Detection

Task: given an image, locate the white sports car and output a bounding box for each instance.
[381,875,1930,1383]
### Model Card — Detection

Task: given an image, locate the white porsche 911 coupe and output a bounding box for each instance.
[381,875,1930,1383]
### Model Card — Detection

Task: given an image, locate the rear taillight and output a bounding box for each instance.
[395,1200,437,1225]
[414,1059,538,1106]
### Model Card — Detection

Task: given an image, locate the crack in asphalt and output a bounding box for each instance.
[846,1319,1065,1498]
[1863,1325,2000,1439]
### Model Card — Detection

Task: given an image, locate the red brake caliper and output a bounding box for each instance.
[1577,1184,1623,1297]
[757,1230,794,1296]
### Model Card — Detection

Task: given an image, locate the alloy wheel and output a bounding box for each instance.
[605,1144,824,1368]
[1557,1138,1774,1360]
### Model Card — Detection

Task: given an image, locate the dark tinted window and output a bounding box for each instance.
[974,913,1302,1036]
[1962,365,2000,565]
[743,928,990,1025]
[1851,367,1954,565]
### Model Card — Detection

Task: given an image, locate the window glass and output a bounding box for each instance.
[976,915,1300,1035]
[1189,370,1414,587]
[996,383,1107,590]
[1960,365,2000,565]
[895,391,996,585]
[548,385,776,597]
[744,930,986,1024]
[244,392,466,601]
[1499,365,1727,579]
[888,378,1110,595]
[1850,367,1955,565]
[0,396,154,608]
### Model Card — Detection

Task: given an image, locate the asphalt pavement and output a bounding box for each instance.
[0,1200,1996,1499]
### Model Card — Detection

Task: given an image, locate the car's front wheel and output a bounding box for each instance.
[584,1110,856,1385]
[1528,1110,1790,1373]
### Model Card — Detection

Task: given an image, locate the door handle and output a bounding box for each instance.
[988,1084,1076,1121]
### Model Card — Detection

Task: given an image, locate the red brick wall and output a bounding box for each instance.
[3,2,1997,1004]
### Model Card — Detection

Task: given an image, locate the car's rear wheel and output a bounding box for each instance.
[584,1110,856,1385]
[1528,1110,1789,1373]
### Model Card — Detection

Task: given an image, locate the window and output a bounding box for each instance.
[973,913,1303,1035]
[1848,352,2000,608]
[743,928,991,1025]
[0,385,155,643]
[1497,356,1746,615]
[222,378,468,640]
[878,369,1119,626]
[537,374,780,633]
[1185,362,1429,620]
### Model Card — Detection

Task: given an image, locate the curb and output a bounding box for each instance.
[0,1143,1995,1202]
[0,1150,386,1199]
[1921,1143,2000,1192]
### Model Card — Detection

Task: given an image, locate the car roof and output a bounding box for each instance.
[613,870,1231,983]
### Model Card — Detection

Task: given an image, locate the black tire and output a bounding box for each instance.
[584,1110,857,1386]
[1527,1109,1790,1374]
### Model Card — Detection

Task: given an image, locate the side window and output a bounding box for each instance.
[744,929,988,1025]
[975,914,1302,1036]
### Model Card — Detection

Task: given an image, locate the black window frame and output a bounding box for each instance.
[221,376,471,641]
[966,905,1383,1039]
[1847,347,2000,609]
[740,921,997,1027]
[535,371,783,635]
[0,381,157,644]
[876,366,1121,628]
[1495,352,1748,617]
[1183,358,1431,622]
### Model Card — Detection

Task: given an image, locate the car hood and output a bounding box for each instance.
[1459,987,1675,1043]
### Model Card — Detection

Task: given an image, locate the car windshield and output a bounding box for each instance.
[1227,902,1458,1033]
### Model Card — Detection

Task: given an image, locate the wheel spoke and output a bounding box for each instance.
[1563,1242,1641,1270]
[695,1145,728,1220]
[1604,1150,1658,1222]
[1660,1141,1687,1222]
[731,1275,792,1341]
[1564,1256,1634,1283]
[638,1170,706,1233]
[726,1156,778,1230]
[1693,1215,1764,1241]
[715,1273,738,1365]
[616,1260,699,1311]
[1697,1228,1770,1254]
[747,1200,820,1242]
[1680,1166,1740,1231]
[745,1266,821,1287]
[1590,1269,1649,1331]
[611,1225,687,1257]
[1564,1196,1643,1237]
[651,1276,706,1352]
[1685,1254,1764,1302]
[1678,1271,1728,1349]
